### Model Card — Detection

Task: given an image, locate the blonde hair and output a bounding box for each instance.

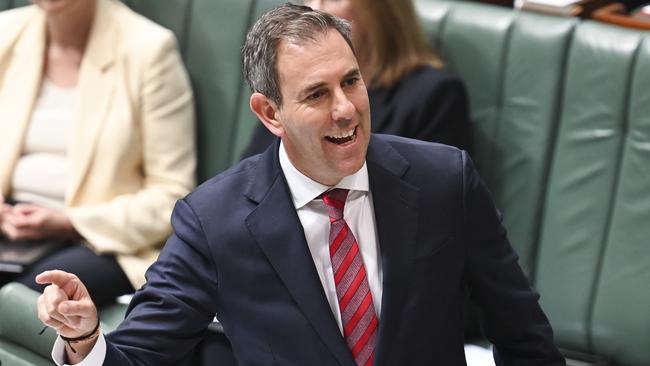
[351,0,442,88]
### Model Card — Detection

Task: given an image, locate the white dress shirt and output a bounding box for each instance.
[278,142,383,332]
[52,141,384,364]
[12,80,75,210]
[52,329,106,365]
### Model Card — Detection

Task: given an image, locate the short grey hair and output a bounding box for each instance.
[242,3,354,107]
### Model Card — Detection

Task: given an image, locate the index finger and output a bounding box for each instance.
[36,270,79,288]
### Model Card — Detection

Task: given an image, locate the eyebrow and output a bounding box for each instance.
[298,68,361,100]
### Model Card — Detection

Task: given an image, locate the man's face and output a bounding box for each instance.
[274,30,371,186]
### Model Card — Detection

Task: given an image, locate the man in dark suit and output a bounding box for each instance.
[36,4,565,365]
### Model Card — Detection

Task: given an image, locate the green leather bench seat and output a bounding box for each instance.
[124,0,191,45]
[589,38,650,366]
[535,22,643,353]
[123,0,283,181]
[419,2,650,364]
[0,283,127,366]
[427,3,580,276]
[120,0,258,181]
[4,0,28,8]
[483,14,576,279]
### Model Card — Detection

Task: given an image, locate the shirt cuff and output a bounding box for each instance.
[52,332,107,366]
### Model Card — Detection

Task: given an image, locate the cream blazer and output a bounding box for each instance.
[0,0,196,289]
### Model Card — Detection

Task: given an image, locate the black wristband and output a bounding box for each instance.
[60,320,100,342]
[60,320,100,354]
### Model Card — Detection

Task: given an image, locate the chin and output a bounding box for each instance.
[337,158,365,177]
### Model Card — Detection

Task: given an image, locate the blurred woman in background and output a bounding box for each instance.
[0,0,196,306]
[241,0,470,158]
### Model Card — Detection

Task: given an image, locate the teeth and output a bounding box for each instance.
[328,128,355,139]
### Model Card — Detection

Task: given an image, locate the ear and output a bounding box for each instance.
[250,92,283,138]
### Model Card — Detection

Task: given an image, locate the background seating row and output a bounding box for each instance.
[417,3,649,365]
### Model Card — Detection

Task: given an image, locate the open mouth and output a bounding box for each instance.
[325,127,357,145]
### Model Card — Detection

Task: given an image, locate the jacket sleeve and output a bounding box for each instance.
[104,199,218,365]
[461,152,565,365]
[67,33,196,255]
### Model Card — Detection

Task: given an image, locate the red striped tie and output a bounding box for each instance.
[322,189,378,366]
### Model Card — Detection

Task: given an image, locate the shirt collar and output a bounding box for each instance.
[279,141,369,210]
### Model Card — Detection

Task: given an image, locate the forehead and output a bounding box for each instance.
[276,30,358,94]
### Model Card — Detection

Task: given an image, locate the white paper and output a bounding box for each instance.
[464,344,496,366]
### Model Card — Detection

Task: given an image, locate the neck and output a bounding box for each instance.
[45,1,96,51]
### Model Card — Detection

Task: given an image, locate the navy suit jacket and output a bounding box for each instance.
[105,135,564,365]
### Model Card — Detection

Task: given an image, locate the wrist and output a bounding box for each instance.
[63,335,100,365]
[60,320,100,354]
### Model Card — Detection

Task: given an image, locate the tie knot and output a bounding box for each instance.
[321,188,349,221]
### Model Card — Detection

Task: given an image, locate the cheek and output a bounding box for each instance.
[350,91,370,117]
[284,122,321,154]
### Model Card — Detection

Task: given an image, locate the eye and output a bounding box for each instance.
[342,76,359,87]
[306,89,326,101]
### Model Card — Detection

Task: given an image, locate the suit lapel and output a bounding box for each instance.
[66,0,116,203]
[244,143,355,366]
[366,136,420,366]
[243,137,420,365]
[0,9,45,195]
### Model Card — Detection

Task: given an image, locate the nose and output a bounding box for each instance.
[304,0,323,10]
[331,88,355,122]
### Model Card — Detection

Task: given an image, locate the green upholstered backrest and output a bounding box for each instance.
[0,0,27,10]
[535,22,643,352]
[229,0,287,165]
[414,1,453,64]
[0,339,52,366]
[439,4,514,188]
[10,0,29,7]
[123,0,192,47]
[419,1,650,364]
[589,37,650,366]
[126,0,284,181]
[0,283,127,363]
[0,283,58,363]
[182,0,256,180]
[427,2,579,277]
[485,13,576,279]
